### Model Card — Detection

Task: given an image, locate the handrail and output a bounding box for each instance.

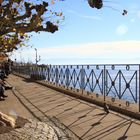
[12,63,140,112]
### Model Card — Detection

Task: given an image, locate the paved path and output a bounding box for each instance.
[1,74,140,140]
[0,75,79,140]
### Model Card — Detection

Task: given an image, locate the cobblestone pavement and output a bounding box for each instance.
[0,119,58,140]
[2,74,140,140]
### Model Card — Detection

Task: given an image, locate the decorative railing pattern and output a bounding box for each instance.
[12,64,140,111]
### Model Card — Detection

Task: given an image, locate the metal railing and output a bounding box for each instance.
[12,64,140,111]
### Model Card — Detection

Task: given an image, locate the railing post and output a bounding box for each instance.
[47,65,50,82]
[28,66,30,78]
[19,65,20,74]
[81,65,85,94]
[103,65,106,102]
[139,65,140,112]
[55,66,59,84]
[66,66,69,88]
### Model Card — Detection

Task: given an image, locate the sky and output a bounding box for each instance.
[11,0,140,65]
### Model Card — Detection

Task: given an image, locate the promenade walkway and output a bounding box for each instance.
[1,74,140,140]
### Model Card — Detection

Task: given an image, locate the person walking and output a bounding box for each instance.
[4,62,10,76]
[0,78,7,100]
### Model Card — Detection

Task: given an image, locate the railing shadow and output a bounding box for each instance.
[86,119,132,140]
[81,114,108,138]
[70,112,107,128]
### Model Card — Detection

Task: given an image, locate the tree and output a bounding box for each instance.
[0,33,29,52]
[0,0,64,52]
[88,0,103,9]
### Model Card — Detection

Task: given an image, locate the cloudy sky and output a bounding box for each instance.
[11,0,140,65]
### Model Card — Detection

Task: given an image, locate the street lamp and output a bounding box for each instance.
[34,48,41,65]
[35,48,37,65]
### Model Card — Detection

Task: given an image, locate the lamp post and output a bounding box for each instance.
[35,48,37,65]
[14,58,16,66]
[34,48,41,66]
[19,51,22,64]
